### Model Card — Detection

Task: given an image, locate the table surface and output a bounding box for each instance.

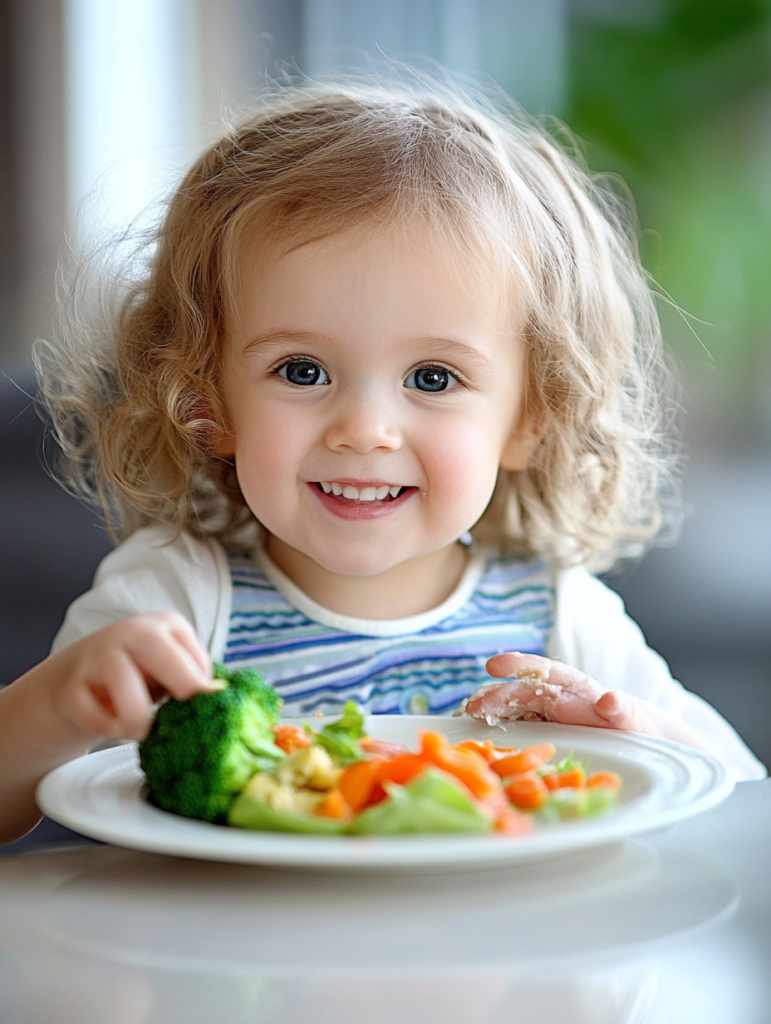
[0,779,769,1024]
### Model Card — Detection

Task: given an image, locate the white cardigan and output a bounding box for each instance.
[52,525,766,781]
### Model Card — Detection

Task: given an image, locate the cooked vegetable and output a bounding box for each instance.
[553,765,586,789]
[418,731,503,803]
[587,770,622,791]
[490,743,557,779]
[314,700,366,764]
[272,723,311,754]
[140,673,622,835]
[276,744,342,790]
[228,788,345,834]
[337,757,386,812]
[139,663,285,823]
[350,769,494,835]
[538,786,620,821]
[505,772,549,810]
[315,787,352,820]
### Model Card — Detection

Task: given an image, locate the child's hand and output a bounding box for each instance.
[0,611,218,843]
[464,653,707,750]
[49,611,218,742]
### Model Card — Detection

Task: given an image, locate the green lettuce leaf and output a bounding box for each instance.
[227,791,346,835]
[537,786,619,823]
[350,769,493,835]
[314,701,366,765]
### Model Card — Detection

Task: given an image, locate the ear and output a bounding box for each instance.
[208,419,236,458]
[499,409,541,472]
[195,401,235,458]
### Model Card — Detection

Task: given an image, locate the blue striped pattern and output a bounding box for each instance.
[223,553,554,716]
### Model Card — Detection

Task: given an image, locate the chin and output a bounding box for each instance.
[316,554,401,578]
[306,542,411,579]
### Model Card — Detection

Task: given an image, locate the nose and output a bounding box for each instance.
[323,387,402,454]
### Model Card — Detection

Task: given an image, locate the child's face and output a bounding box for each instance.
[217,222,536,587]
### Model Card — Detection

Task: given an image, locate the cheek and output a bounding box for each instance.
[231,409,302,494]
[423,417,503,502]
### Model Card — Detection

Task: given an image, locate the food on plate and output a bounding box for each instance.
[139,663,285,822]
[138,668,622,835]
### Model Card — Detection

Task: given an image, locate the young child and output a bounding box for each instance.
[1,75,763,843]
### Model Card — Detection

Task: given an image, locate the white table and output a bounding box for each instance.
[1,780,769,1024]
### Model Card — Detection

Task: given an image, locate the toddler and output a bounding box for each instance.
[1,74,763,843]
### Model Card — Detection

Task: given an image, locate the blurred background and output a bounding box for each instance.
[1,0,769,767]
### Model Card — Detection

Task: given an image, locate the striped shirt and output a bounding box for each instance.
[223,547,554,717]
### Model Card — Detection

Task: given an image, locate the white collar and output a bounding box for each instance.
[251,542,488,638]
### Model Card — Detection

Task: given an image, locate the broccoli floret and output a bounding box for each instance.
[139,663,285,823]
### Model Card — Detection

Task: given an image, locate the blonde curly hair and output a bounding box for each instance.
[36,73,681,572]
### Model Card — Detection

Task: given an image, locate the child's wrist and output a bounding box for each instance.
[5,650,97,760]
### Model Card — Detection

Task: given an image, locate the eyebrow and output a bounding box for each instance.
[243,329,327,353]
[414,336,498,372]
[243,329,499,371]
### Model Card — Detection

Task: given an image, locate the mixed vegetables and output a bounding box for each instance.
[139,665,622,836]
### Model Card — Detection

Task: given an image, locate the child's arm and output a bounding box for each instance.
[0,611,217,844]
[466,652,710,751]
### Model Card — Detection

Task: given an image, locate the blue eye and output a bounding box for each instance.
[404,366,457,393]
[277,360,330,386]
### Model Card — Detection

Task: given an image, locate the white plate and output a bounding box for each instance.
[37,717,733,872]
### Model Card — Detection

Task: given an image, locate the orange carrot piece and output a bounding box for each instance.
[505,772,549,810]
[556,765,586,789]
[419,732,503,802]
[272,724,311,754]
[455,739,517,764]
[315,787,352,820]
[338,757,386,811]
[492,799,532,835]
[587,771,622,791]
[541,771,560,791]
[360,737,411,759]
[376,753,430,788]
[455,739,495,762]
[491,744,557,778]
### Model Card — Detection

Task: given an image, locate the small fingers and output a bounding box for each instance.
[60,648,157,740]
[162,612,212,678]
[97,651,160,740]
[64,677,125,738]
[485,652,552,679]
[485,653,603,695]
[120,613,214,703]
[54,612,217,742]
[594,691,641,731]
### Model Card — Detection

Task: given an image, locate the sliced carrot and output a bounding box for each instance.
[505,772,549,810]
[541,770,561,791]
[555,765,586,789]
[315,787,352,820]
[455,739,496,762]
[491,743,557,779]
[272,723,311,754]
[455,739,516,764]
[419,732,502,802]
[337,757,386,811]
[360,737,410,759]
[587,771,622,791]
[492,798,532,835]
[376,752,430,787]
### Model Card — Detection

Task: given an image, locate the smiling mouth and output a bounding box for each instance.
[314,482,411,502]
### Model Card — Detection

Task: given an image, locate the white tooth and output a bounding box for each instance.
[359,487,377,501]
[342,485,360,499]
[389,486,401,498]
[375,486,389,500]
[320,482,332,494]
[331,482,343,496]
